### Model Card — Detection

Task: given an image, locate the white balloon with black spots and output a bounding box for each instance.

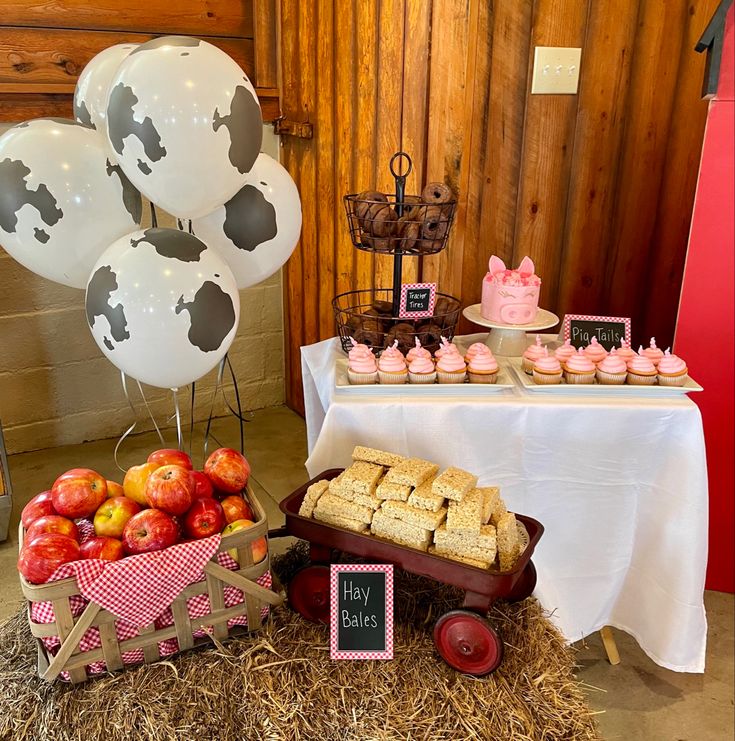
[106,36,263,219]
[192,153,302,289]
[85,228,240,389]
[0,119,142,288]
[74,43,138,137]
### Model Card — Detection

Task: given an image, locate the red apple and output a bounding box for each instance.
[220,495,255,524]
[221,518,267,564]
[93,497,141,538]
[80,536,124,561]
[191,470,215,500]
[204,448,250,494]
[147,448,193,470]
[17,533,81,584]
[184,499,226,539]
[25,515,79,542]
[145,465,194,515]
[21,491,57,528]
[51,468,108,519]
[122,509,179,555]
[106,480,124,498]
[123,462,158,506]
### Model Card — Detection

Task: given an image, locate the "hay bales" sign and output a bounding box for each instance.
[330,564,393,660]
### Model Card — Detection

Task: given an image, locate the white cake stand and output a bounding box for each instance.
[462,304,560,356]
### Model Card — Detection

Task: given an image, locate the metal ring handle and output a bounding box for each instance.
[389,151,412,179]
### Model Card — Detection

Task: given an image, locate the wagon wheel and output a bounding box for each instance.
[288,564,331,624]
[505,559,537,603]
[433,609,504,676]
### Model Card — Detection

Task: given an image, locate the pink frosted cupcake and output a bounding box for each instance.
[377,341,408,384]
[583,337,608,364]
[563,348,596,384]
[467,347,499,384]
[434,336,459,360]
[435,348,467,384]
[554,339,576,364]
[615,339,637,363]
[657,349,688,387]
[408,355,437,384]
[532,348,563,385]
[627,352,657,385]
[522,335,546,374]
[596,348,627,385]
[641,337,665,367]
[406,337,432,364]
[464,342,489,364]
[347,347,378,385]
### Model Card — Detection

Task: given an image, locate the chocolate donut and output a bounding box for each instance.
[394,194,422,219]
[420,204,449,241]
[371,299,395,317]
[355,190,388,228]
[434,296,460,325]
[385,321,418,355]
[421,182,453,204]
[396,215,421,252]
[416,322,444,353]
[363,202,397,237]
[362,235,393,251]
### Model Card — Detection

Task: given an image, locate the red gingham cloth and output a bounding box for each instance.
[29,523,272,678]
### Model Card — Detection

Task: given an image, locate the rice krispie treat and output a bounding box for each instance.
[431,467,478,501]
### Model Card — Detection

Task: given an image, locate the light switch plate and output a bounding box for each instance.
[531,46,582,94]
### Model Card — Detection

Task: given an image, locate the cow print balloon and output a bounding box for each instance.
[106,36,263,219]
[0,119,142,288]
[74,43,138,136]
[192,153,302,289]
[85,228,240,389]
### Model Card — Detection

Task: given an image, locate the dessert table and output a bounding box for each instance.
[300,335,709,672]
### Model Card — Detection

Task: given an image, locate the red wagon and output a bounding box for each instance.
[279,470,544,676]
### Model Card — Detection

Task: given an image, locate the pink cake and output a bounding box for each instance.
[481,255,541,324]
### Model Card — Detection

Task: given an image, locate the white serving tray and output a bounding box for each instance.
[508,358,703,396]
[335,358,515,395]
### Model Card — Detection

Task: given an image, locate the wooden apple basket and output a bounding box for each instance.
[18,485,283,683]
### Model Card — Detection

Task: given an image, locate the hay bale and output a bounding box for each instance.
[0,543,600,741]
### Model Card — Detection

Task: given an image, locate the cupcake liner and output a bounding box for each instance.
[437,370,467,384]
[347,369,378,385]
[533,370,562,385]
[657,372,688,387]
[563,370,596,384]
[596,369,627,385]
[522,357,536,374]
[626,372,657,386]
[378,369,408,385]
[408,371,437,384]
[468,370,498,384]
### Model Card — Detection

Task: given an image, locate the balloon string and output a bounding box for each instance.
[172,388,183,451]
[136,380,165,447]
[114,372,139,473]
[203,358,226,460]
[189,382,196,458]
[226,354,245,455]
[150,202,158,228]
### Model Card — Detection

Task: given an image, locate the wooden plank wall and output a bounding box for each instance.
[0,0,279,121]
[281,0,718,414]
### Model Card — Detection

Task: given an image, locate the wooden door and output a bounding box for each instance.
[279,0,717,415]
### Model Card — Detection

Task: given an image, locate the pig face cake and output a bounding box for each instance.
[480,255,541,325]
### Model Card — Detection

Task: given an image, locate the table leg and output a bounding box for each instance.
[600,625,621,665]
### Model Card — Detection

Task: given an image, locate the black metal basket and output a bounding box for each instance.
[343,194,456,256]
[333,288,461,356]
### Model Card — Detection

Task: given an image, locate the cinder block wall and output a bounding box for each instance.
[0,125,285,454]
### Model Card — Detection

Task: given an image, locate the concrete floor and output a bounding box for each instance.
[1,405,732,741]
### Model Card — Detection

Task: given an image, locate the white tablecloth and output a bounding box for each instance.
[301,336,709,672]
